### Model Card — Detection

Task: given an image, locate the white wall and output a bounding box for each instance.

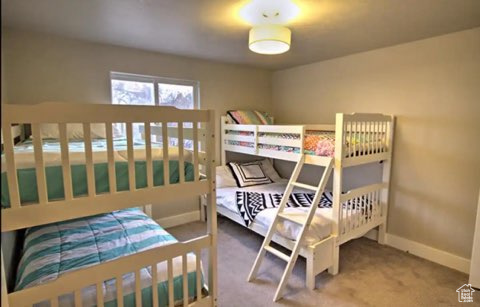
[272,27,480,259]
[2,28,273,219]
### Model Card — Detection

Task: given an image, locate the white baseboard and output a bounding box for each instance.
[156,210,200,229]
[362,229,470,273]
[156,212,470,273]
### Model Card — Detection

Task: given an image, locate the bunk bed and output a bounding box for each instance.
[218,111,395,292]
[1,102,217,307]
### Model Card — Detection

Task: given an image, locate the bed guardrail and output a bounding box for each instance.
[1,102,215,232]
[8,235,211,307]
[221,113,394,168]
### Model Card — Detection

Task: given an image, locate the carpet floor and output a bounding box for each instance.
[168,216,474,307]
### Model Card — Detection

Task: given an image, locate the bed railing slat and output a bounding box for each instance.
[168,258,174,307]
[74,289,82,307]
[382,122,387,152]
[178,122,185,184]
[355,198,359,227]
[367,122,372,154]
[162,123,170,186]
[126,123,136,191]
[135,270,142,307]
[193,123,199,182]
[83,123,95,198]
[49,297,58,307]
[353,122,359,157]
[195,249,202,302]
[105,123,117,193]
[348,121,352,157]
[182,254,188,307]
[116,275,124,307]
[59,123,73,200]
[32,123,48,204]
[145,122,154,188]
[151,263,159,307]
[96,282,104,307]
[2,122,21,208]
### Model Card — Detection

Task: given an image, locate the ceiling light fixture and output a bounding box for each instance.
[240,0,299,55]
[249,25,291,55]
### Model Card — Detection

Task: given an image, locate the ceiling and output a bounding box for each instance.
[2,0,480,70]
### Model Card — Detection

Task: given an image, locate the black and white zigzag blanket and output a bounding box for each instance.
[236,191,334,227]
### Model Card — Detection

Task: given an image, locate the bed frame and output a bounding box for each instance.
[219,113,395,290]
[1,102,218,307]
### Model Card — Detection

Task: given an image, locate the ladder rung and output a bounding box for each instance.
[277,213,304,225]
[264,246,291,262]
[291,182,317,191]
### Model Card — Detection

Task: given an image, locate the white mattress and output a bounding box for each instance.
[217,181,335,245]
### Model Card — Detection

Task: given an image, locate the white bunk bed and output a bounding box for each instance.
[218,112,395,292]
[1,102,217,307]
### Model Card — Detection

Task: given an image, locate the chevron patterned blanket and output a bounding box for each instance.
[235,191,334,227]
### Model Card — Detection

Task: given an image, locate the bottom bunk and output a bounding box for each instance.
[214,161,385,290]
[8,208,208,307]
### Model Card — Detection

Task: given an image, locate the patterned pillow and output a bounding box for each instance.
[228,161,273,187]
[227,110,273,125]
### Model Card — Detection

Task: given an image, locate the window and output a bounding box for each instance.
[110,72,199,148]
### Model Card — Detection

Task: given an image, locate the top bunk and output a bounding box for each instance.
[221,111,395,167]
[1,102,216,232]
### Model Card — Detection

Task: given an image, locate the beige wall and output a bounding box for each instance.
[272,27,480,259]
[2,28,272,218]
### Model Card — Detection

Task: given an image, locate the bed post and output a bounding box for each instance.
[378,116,395,245]
[1,249,9,307]
[220,116,227,166]
[206,110,218,306]
[328,113,344,275]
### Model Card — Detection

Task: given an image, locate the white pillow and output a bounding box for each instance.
[258,159,283,182]
[216,165,237,188]
[228,161,273,188]
[39,123,106,139]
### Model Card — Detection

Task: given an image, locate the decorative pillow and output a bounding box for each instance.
[227,110,273,125]
[228,161,273,188]
[216,165,238,188]
[257,159,283,182]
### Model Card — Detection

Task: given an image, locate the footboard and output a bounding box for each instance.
[332,113,395,245]
[337,183,387,244]
[7,236,213,307]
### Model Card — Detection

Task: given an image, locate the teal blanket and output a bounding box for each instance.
[16,208,204,306]
[1,139,194,208]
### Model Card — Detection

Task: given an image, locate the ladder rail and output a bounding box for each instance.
[247,155,306,282]
[247,154,334,302]
[273,158,333,301]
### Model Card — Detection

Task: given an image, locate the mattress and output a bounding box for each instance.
[15,208,204,307]
[1,139,194,208]
[217,181,335,245]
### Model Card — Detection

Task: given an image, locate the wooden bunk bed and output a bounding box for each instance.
[218,112,395,296]
[1,102,217,307]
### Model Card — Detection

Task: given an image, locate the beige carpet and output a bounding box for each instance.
[168,216,474,307]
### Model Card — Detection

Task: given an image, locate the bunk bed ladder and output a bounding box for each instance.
[247,155,334,301]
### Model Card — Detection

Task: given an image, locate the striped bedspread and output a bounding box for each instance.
[15,208,204,306]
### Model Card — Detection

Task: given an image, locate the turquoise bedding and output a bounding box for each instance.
[16,208,205,306]
[1,139,194,208]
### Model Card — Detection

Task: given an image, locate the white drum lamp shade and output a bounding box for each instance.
[249,25,291,55]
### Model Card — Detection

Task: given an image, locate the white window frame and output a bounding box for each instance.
[110,71,200,108]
